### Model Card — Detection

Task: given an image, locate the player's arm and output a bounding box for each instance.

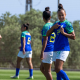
[21,32,26,54]
[46,23,60,37]
[60,28,75,40]
[19,46,21,49]
[60,22,75,40]
[41,36,48,52]
[40,36,48,60]
[22,37,25,54]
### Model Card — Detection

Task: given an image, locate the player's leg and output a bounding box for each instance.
[53,51,62,80]
[41,52,53,80]
[26,51,33,79]
[40,62,46,77]
[26,58,33,79]
[11,57,23,79]
[11,51,24,79]
[54,61,63,80]
[55,51,69,80]
[43,63,53,80]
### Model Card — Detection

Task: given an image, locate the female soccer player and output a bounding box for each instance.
[11,23,33,79]
[46,4,75,80]
[40,7,55,80]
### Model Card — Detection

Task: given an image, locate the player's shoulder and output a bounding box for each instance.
[43,23,49,30]
[43,22,53,29]
[22,31,31,36]
[26,31,31,36]
[64,20,72,26]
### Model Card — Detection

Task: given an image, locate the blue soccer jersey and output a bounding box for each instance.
[41,22,55,52]
[20,31,32,51]
[53,20,74,51]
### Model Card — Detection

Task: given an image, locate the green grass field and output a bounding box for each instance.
[0,69,80,80]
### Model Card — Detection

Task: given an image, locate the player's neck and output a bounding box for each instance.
[22,30,27,32]
[45,20,50,23]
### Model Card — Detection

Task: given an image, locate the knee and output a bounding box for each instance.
[16,62,20,66]
[40,65,44,72]
[40,65,42,71]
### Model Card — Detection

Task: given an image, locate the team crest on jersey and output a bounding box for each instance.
[57,29,60,35]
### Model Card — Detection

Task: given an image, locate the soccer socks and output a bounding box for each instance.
[57,70,69,80]
[57,73,63,80]
[16,68,20,76]
[29,69,33,77]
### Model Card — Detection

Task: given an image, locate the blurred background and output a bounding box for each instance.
[0,0,80,70]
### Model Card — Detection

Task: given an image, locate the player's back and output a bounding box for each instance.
[20,31,32,51]
[42,23,55,52]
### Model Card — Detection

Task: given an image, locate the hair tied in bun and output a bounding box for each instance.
[27,23,29,26]
[58,4,63,9]
[45,7,49,11]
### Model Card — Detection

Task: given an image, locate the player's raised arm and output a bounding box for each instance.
[46,23,60,37]
[60,25,75,40]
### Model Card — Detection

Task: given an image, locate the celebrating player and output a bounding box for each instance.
[11,23,33,79]
[46,4,75,80]
[40,7,55,80]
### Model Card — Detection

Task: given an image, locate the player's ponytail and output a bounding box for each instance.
[43,7,51,20]
[58,4,66,13]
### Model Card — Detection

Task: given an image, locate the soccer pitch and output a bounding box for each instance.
[0,69,80,80]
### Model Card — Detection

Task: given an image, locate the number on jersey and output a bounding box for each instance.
[50,32,56,42]
[27,37,31,44]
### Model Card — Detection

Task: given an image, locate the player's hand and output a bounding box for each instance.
[40,52,44,60]
[60,27,65,34]
[54,23,60,29]
[23,49,25,55]
[19,46,21,49]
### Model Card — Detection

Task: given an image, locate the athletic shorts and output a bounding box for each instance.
[53,51,69,62]
[42,51,54,64]
[17,51,32,58]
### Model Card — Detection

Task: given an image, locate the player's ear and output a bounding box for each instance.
[50,16,51,19]
[65,12,66,16]
[25,27,26,30]
[43,17,44,20]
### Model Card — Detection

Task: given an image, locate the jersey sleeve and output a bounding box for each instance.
[21,32,26,37]
[65,22,74,33]
[42,26,49,36]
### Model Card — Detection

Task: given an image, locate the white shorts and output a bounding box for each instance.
[17,51,32,58]
[42,51,54,64]
[53,51,69,62]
